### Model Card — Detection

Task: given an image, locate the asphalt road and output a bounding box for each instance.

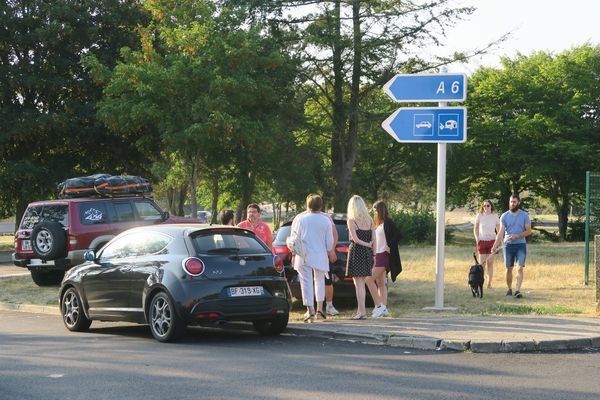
[1,311,600,400]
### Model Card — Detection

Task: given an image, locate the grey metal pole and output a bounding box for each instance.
[434,101,448,308]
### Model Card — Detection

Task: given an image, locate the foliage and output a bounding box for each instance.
[449,44,600,240]
[248,0,484,210]
[0,0,150,224]
[389,208,454,245]
[87,1,304,218]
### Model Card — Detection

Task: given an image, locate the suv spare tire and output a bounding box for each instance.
[31,221,67,260]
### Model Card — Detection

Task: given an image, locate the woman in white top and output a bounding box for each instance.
[474,199,501,288]
[291,194,334,323]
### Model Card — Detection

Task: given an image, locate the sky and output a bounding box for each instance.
[441,0,600,73]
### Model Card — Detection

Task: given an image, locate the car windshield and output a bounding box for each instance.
[20,205,69,229]
[192,229,269,255]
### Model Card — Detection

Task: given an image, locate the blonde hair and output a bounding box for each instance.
[347,195,372,226]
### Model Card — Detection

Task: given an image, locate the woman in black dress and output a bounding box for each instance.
[346,195,376,320]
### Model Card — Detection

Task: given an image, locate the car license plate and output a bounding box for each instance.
[229,286,264,297]
[21,240,31,251]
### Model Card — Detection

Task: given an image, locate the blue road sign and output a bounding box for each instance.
[381,107,467,143]
[383,73,467,102]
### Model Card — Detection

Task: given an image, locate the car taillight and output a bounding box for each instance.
[182,257,205,276]
[273,255,284,273]
[336,246,349,253]
[68,235,78,250]
[272,245,290,255]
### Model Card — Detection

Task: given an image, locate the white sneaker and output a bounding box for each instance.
[381,305,389,317]
[371,305,385,318]
[326,304,339,316]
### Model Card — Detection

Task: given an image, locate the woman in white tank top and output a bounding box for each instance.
[474,199,500,288]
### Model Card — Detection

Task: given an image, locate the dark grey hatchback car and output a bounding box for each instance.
[59,224,291,342]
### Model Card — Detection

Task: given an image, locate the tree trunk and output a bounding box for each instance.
[556,193,570,241]
[187,158,199,219]
[14,197,28,232]
[210,171,219,224]
[177,183,187,216]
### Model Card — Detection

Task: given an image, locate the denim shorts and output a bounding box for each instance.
[503,243,526,268]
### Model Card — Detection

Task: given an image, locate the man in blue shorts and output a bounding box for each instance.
[492,194,532,299]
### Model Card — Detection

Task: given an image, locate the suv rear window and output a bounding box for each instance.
[20,205,69,229]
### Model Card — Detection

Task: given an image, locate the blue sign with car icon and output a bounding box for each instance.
[381,107,466,143]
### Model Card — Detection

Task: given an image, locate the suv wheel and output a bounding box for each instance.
[30,270,65,286]
[31,221,67,260]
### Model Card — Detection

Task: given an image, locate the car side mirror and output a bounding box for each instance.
[161,211,170,221]
[84,250,96,262]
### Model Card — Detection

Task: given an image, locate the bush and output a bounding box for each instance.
[390,209,452,245]
[567,219,586,242]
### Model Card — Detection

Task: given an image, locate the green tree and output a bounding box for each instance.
[449,45,600,239]
[244,0,498,210]
[0,0,149,226]
[87,1,303,218]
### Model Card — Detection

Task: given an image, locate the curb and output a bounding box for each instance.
[286,326,600,353]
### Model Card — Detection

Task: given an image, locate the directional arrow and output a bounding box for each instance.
[383,73,467,102]
[381,107,467,143]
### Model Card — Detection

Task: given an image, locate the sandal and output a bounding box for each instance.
[303,312,315,323]
[316,310,327,320]
[350,313,367,320]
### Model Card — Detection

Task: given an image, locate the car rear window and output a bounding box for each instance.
[20,205,69,229]
[191,229,269,255]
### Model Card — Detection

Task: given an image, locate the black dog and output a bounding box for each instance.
[468,253,484,298]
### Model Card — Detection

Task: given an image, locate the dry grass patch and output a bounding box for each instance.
[0,235,13,251]
[388,242,596,316]
[0,275,59,306]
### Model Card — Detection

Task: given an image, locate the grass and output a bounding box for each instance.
[0,275,59,306]
[2,238,597,319]
[377,241,596,317]
[0,236,13,251]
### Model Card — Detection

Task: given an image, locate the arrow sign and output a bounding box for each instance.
[383,73,467,102]
[382,107,467,143]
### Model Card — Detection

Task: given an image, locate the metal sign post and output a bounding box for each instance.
[382,72,466,311]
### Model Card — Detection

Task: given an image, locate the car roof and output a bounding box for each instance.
[281,213,347,227]
[122,224,254,236]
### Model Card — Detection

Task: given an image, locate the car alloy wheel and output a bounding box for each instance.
[61,287,91,332]
[149,292,185,342]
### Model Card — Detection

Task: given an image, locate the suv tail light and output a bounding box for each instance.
[336,246,349,253]
[68,235,78,250]
[273,255,284,273]
[182,257,205,276]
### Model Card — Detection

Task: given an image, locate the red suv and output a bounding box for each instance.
[13,195,194,286]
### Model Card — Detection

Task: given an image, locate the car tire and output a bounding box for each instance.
[61,287,92,332]
[148,292,186,343]
[30,270,65,286]
[31,221,67,260]
[253,314,289,336]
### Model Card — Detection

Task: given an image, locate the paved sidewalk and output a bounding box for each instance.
[287,315,600,352]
